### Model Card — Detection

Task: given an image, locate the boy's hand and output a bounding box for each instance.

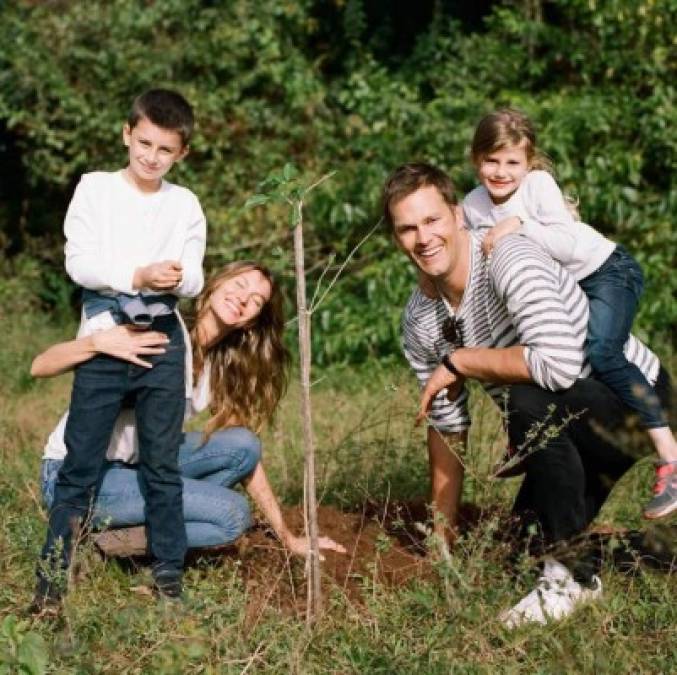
[133,261,183,291]
[482,216,522,256]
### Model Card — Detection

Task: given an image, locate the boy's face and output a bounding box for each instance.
[122,116,188,189]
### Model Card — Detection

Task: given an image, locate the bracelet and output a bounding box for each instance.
[441,353,460,376]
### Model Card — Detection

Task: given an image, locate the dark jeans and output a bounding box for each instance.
[579,245,667,429]
[39,314,187,587]
[506,367,671,581]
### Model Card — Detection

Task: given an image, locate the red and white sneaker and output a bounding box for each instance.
[643,460,677,520]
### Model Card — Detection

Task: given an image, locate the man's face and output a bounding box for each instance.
[391,185,462,279]
[123,116,188,190]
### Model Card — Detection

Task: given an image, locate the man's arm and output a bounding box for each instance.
[451,345,531,382]
[416,346,532,424]
[428,428,466,546]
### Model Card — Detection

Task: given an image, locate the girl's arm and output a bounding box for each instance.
[242,462,347,558]
[31,326,169,378]
[481,216,522,255]
[483,171,578,257]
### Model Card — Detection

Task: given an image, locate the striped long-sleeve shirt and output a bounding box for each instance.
[402,232,660,433]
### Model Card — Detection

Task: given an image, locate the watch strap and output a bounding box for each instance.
[441,353,460,376]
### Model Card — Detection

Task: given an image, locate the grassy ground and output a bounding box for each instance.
[0,315,675,674]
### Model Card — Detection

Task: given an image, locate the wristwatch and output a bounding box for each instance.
[441,353,460,376]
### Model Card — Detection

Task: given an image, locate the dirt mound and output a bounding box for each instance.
[232,505,432,624]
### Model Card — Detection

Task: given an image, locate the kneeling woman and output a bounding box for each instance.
[34,261,344,559]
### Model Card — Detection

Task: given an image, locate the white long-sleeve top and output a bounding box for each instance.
[462,170,616,281]
[42,313,211,463]
[64,170,206,297]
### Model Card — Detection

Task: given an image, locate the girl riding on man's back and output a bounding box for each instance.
[462,107,677,520]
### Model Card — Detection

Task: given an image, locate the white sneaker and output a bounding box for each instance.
[500,558,602,629]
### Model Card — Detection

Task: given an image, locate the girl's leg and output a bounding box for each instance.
[580,248,670,433]
[581,252,677,518]
[178,427,261,487]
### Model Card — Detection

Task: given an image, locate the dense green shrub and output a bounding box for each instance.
[1,0,674,364]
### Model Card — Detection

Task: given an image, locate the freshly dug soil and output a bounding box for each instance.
[232,504,432,624]
[220,500,496,624]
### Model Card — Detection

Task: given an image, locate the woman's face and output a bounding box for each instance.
[209,269,272,330]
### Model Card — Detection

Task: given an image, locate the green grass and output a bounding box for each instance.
[1,315,675,674]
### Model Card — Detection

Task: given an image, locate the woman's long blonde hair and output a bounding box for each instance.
[189,261,290,437]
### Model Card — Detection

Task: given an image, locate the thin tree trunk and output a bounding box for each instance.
[293,213,322,623]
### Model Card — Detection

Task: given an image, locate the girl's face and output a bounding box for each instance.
[477,140,530,205]
[209,269,272,330]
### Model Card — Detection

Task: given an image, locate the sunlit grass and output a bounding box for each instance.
[1,316,675,673]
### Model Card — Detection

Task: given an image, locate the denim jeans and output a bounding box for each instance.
[40,314,186,583]
[579,245,666,429]
[41,427,260,548]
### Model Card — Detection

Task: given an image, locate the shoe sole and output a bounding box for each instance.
[643,499,677,520]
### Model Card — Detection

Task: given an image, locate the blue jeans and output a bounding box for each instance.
[40,314,187,585]
[41,427,260,548]
[579,245,666,429]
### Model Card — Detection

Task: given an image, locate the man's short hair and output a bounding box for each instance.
[128,88,194,146]
[382,162,458,228]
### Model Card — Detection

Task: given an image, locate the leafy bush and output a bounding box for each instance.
[0,0,673,364]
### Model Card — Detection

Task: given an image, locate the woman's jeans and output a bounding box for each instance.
[42,427,260,549]
[579,245,667,429]
[39,314,186,584]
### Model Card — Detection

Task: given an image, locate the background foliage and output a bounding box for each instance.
[1,0,675,363]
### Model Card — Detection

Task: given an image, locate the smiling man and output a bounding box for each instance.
[383,162,671,627]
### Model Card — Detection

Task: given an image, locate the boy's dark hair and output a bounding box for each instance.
[382,162,458,228]
[128,89,194,146]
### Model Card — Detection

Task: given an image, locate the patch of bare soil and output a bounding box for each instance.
[216,501,496,625]
[231,504,431,624]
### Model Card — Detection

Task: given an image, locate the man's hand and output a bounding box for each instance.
[416,361,465,425]
[90,325,168,368]
[482,216,522,256]
[133,260,183,291]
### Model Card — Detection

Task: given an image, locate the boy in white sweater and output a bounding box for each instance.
[34,89,206,612]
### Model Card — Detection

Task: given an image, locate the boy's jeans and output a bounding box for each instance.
[39,314,186,586]
[41,428,261,548]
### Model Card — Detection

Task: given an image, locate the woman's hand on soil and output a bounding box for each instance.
[284,534,347,560]
[90,325,169,368]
